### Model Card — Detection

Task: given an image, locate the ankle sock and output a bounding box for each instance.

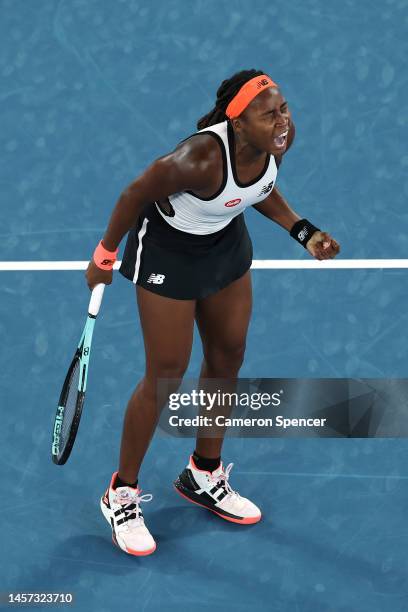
[114,473,138,490]
[192,450,221,473]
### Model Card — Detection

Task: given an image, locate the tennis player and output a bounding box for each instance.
[86,69,340,556]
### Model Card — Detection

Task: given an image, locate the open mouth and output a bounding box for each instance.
[273,130,288,148]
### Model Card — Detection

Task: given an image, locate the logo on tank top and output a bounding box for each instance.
[257,181,275,197]
[224,198,242,208]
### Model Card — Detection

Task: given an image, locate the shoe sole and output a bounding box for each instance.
[100,497,156,556]
[173,484,261,525]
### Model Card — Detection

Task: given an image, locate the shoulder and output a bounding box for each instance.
[146,130,223,196]
[171,130,224,173]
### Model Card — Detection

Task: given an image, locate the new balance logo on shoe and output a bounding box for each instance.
[257,181,274,197]
[147,273,165,285]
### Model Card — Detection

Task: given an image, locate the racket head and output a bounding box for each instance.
[51,285,103,465]
[51,350,86,465]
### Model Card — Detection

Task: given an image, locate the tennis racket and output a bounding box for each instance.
[51,283,105,465]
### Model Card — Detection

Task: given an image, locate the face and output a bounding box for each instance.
[233,87,291,155]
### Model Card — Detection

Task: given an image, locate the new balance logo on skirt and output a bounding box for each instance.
[147,273,165,284]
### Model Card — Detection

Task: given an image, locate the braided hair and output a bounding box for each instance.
[197,69,265,130]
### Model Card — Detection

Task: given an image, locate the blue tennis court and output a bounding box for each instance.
[1,1,408,610]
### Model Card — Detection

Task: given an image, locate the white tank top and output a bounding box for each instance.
[155,120,279,235]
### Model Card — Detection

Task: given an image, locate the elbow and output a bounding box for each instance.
[118,187,147,215]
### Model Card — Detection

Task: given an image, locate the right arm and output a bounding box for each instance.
[86,136,222,289]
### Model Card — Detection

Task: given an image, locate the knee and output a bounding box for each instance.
[142,359,188,402]
[147,357,189,381]
[204,343,246,376]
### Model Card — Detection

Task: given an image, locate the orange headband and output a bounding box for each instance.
[225,74,278,119]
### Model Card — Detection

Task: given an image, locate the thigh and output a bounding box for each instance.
[137,285,196,375]
[195,271,252,352]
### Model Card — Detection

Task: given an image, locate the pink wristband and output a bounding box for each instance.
[93,240,119,271]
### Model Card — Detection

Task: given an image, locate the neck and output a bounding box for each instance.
[234,129,265,165]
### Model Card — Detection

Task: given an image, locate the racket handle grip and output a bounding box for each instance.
[88,283,105,317]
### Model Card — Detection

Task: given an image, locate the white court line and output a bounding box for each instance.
[238,471,408,480]
[0,259,408,271]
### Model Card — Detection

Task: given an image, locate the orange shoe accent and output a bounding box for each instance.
[125,543,157,556]
[108,470,139,494]
[109,471,118,491]
[111,534,156,556]
[174,485,261,525]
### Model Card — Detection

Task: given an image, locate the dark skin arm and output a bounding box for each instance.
[253,120,340,260]
[253,119,299,230]
[86,135,224,289]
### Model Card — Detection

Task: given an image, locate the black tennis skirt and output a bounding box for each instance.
[119,202,253,300]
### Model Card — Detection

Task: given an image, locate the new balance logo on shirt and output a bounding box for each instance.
[147,273,165,285]
[257,181,274,197]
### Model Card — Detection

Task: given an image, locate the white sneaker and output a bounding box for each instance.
[100,471,156,556]
[174,456,262,524]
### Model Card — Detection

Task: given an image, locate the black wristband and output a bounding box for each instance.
[290,219,320,248]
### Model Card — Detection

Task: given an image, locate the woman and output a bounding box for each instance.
[86,69,340,557]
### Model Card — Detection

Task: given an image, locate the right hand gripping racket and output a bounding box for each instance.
[51,283,105,465]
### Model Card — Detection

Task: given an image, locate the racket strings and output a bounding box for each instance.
[59,360,81,455]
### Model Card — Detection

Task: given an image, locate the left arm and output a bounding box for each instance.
[253,121,340,260]
[253,117,298,229]
[252,185,301,232]
[253,118,299,230]
[253,184,340,260]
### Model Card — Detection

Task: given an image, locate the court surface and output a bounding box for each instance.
[1,1,408,610]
